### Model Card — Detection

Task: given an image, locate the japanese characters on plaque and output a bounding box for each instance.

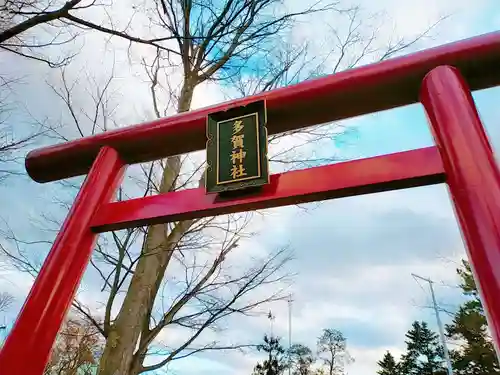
[205,100,269,194]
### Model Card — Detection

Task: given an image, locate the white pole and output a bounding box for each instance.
[412,273,454,375]
[288,294,293,375]
[268,310,275,337]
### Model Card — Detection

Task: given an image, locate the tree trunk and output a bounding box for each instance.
[97,81,196,375]
[328,348,335,375]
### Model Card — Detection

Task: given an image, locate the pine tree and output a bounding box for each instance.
[445,260,500,375]
[404,321,446,375]
[398,352,417,375]
[377,352,399,375]
[377,321,446,375]
[253,335,287,375]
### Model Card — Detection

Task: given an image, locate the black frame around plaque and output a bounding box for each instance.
[205,100,269,194]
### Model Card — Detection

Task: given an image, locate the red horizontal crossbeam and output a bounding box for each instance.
[91,147,445,232]
[26,31,500,183]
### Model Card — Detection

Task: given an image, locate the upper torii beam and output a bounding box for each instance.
[26,31,500,183]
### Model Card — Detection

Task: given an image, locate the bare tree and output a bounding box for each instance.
[317,329,353,375]
[0,74,43,181]
[95,3,351,374]
[0,292,12,334]
[289,343,315,375]
[44,315,102,375]
[0,0,140,179]
[0,291,13,313]
[0,0,186,67]
[0,1,445,375]
[2,64,294,375]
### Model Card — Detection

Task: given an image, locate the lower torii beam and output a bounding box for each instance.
[91,147,445,232]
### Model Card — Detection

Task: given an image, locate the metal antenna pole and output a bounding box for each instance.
[412,273,454,375]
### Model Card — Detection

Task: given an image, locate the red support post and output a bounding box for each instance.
[0,147,125,375]
[421,66,500,357]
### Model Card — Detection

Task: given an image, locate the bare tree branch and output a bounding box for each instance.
[0,291,14,313]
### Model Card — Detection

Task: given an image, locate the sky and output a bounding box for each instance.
[1,1,500,375]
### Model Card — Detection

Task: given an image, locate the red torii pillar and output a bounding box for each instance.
[421,66,500,348]
[1,31,500,375]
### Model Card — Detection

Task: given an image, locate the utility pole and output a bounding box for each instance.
[268,310,275,337]
[288,294,293,375]
[412,273,454,375]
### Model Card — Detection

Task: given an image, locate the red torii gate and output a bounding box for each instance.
[1,31,500,375]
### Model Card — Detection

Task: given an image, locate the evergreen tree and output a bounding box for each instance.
[377,352,399,375]
[445,260,500,375]
[377,321,446,375]
[403,321,446,375]
[253,335,287,375]
[397,352,419,375]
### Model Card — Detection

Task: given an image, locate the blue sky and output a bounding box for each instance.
[1,1,500,375]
